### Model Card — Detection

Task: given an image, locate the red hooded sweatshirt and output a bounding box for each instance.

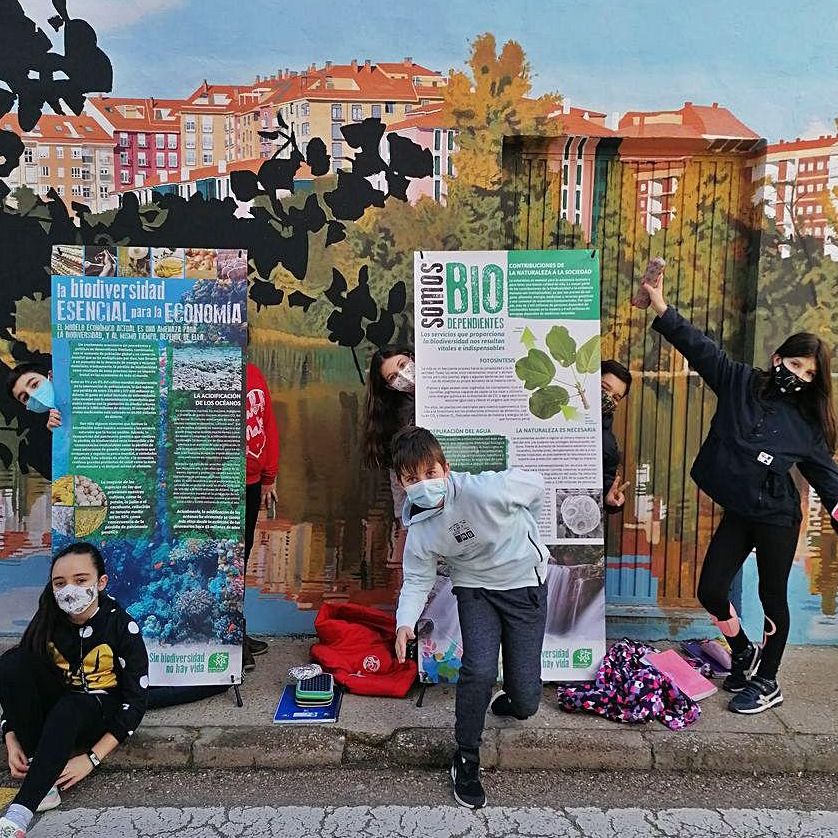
[246,363,279,487]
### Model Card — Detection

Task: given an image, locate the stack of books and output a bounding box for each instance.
[273,674,343,724]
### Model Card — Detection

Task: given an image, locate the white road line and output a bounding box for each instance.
[26,805,838,838]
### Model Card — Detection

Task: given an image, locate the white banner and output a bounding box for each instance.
[414,250,606,681]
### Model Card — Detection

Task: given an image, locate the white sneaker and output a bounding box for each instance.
[0,816,26,838]
[36,786,62,813]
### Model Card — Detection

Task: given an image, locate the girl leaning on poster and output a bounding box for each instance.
[243,361,280,672]
[0,542,148,838]
[637,275,838,715]
[363,346,416,560]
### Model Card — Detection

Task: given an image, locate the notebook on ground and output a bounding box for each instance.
[680,640,730,677]
[645,649,718,701]
[273,683,343,724]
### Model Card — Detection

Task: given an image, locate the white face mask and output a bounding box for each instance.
[54,583,98,616]
[390,360,415,394]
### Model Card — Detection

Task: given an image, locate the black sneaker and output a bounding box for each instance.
[490,690,515,717]
[722,643,761,693]
[246,635,268,656]
[728,675,783,714]
[450,750,486,809]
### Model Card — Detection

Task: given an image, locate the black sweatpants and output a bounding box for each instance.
[0,647,119,812]
[696,511,800,680]
[453,583,547,757]
[244,480,262,577]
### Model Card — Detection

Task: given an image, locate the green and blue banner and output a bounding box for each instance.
[51,246,247,685]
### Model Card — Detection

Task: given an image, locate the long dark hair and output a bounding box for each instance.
[756,332,837,453]
[20,542,107,663]
[363,345,414,469]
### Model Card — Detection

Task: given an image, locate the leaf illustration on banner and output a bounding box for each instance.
[560,404,580,421]
[521,326,536,350]
[545,325,576,367]
[575,335,601,374]
[529,385,569,420]
[515,349,555,390]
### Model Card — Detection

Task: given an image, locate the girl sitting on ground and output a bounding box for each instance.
[0,542,149,837]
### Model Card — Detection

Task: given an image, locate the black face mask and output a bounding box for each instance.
[774,361,810,395]
[601,389,617,416]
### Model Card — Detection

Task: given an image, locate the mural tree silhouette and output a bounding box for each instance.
[0,1,434,477]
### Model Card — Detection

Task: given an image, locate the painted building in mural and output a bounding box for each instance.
[117,158,315,204]
[0,113,116,213]
[87,97,182,192]
[260,59,447,171]
[751,134,838,260]
[1,4,837,649]
[617,102,761,234]
[379,103,456,204]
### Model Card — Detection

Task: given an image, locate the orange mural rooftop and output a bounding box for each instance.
[88,97,183,132]
[0,113,112,143]
[619,101,759,141]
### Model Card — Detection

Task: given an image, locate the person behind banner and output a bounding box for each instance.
[0,542,148,838]
[638,274,838,715]
[243,361,280,672]
[601,360,632,514]
[363,346,416,563]
[392,427,549,810]
[6,363,62,431]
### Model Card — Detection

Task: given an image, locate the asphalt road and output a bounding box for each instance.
[58,767,838,810]
[14,768,838,837]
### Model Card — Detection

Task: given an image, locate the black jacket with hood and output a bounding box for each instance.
[601,411,623,515]
[652,306,838,530]
[1,593,148,743]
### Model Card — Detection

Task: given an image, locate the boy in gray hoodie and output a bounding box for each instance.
[392,426,550,809]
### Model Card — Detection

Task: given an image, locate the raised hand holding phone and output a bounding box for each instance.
[631,257,666,309]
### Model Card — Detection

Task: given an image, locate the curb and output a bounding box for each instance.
[56,725,836,774]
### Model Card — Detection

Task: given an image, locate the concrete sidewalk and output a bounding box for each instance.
[77,639,838,775]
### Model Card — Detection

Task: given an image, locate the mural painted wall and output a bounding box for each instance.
[1,0,836,642]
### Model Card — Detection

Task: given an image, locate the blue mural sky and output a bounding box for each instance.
[25,0,838,142]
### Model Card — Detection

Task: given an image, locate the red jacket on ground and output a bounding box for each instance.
[246,362,279,487]
[310,603,418,698]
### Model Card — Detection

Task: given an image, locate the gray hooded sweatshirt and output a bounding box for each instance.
[395,469,551,628]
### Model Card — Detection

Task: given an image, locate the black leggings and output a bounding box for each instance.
[696,511,799,680]
[244,481,262,577]
[0,647,118,812]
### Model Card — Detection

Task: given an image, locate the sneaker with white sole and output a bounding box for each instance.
[450,750,486,809]
[728,675,783,714]
[722,642,761,693]
[36,786,61,813]
[0,816,26,838]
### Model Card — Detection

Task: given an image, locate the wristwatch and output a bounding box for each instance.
[87,750,101,769]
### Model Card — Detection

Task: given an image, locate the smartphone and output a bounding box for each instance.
[631,257,666,309]
[642,256,666,285]
[267,496,276,520]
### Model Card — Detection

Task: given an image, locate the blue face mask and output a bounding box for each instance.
[405,477,448,509]
[27,378,55,414]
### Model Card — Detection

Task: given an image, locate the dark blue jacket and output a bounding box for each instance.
[602,411,622,514]
[652,306,838,530]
